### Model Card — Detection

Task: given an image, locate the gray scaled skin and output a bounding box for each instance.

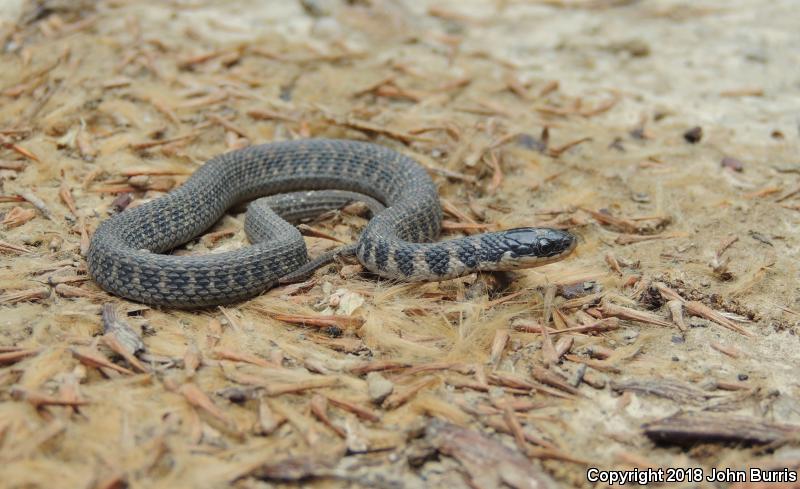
[87,139,577,308]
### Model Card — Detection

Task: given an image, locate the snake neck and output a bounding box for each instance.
[356,224,577,281]
[356,232,490,281]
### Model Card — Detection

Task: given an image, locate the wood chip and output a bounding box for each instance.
[321,113,427,145]
[246,108,299,122]
[310,395,345,438]
[10,387,89,407]
[130,132,199,150]
[0,160,26,171]
[531,366,580,395]
[347,360,410,375]
[709,341,742,358]
[325,395,381,422]
[233,450,343,482]
[383,376,439,409]
[264,377,339,396]
[184,342,201,377]
[71,347,134,375]
[599,301,673,327]
[610,378,714,405]
[213,348,276,368]
[2,206,36,227]
[54,283,104,300]
[563,354,621,374]
[488,329,509,369]
[254,397,286,435]
[18,190,53,220]
[614,231,685,245]
[684,301,753,336]
[0,348,40,365]
[0,287,50,304]
[643,412,800,445]
[103,334,149,373]
[667,300,687,331]
[177,382,234,427]
[426,420,556,489]
[7,143,40,162]
[488,372,575,399]
[269,312,364,330]
[59,182,78,216]
[101,303,145,356]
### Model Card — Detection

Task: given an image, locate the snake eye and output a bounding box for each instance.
[537,237,560,256]
[537,231,576,257]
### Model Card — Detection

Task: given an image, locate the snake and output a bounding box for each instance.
[87,139,577,308]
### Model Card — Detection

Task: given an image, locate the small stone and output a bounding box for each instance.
[738,373,749,381]
[366,372,394,404]
[623,330,639,341]
[128,175,150,189]
[465,278,489,300]
[407,444,438,468]
[566,363,586,387]
[111,193,133,213]
[323,325,343,337]
[558,281,596,299]
[300,0,335,17]
[629,127,647,140]
[581,370,607,389]
[689,318,708,328]
[683,126,703,143]
[606,39,651,57]
[312,17,342,39]
[516,133,547,152]
[216,387,255,404]
[721,156,744,172]
[749,231,773,246]
[609,137,625,151]
[624,39,651,57]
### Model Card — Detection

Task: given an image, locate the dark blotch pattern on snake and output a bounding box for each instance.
[87,139,576,308]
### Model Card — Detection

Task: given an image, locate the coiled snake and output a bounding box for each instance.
[87,139,576,307]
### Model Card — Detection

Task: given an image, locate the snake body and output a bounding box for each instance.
[87,139,576,307]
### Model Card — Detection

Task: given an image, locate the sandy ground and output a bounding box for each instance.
[0,0,799,488]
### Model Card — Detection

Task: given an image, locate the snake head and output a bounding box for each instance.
[498,227,577,268]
